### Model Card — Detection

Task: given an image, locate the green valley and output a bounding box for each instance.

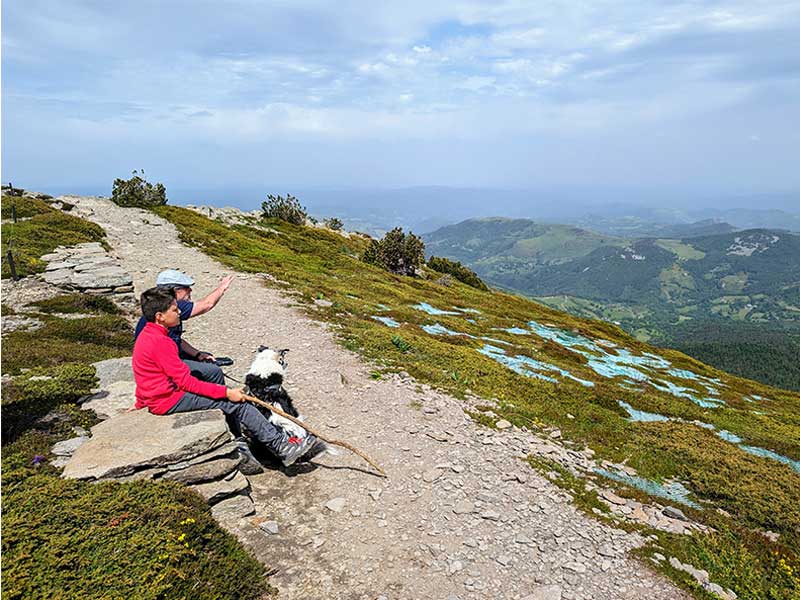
[424,218,800,390]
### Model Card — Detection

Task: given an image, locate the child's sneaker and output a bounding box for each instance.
[275,434,318,467]
[236,438,264,475]
[298,438,328,462]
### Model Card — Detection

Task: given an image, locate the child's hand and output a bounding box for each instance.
[226,388,246,403]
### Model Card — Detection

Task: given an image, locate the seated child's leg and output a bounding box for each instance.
[182,359,225,384]
[167,392,283,450]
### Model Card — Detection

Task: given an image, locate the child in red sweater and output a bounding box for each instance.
[132,286,316,470]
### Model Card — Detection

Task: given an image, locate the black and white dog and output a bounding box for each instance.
[244,346,308,439]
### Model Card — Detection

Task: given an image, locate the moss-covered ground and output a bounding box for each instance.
[156,205,800,600]
[1,202,273,599]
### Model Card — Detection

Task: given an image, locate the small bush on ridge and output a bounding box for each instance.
[362,227,425,276]
[111,170,167,208]
[324,217,344,231]
[261,194,307,225]
[427,256,488,290]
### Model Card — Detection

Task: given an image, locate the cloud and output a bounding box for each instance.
[3,0,800,190]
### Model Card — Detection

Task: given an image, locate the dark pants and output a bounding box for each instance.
[167,392,283,450]
[182,358,225,385]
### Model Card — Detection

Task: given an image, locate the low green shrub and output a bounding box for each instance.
[427,256,488,290]
[1,314,132,375]
[1,363,97,444]
[391,335,413,353]
[362,227,425,276]
[31,293,120,315]
[111,170,168,208]
[261,193,307,225]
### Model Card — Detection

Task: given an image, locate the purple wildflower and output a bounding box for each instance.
[32,454,45,466]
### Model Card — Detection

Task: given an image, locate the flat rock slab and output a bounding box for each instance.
[211,493,256,521]
[92,357,134,389]
[51,436,89,457]
[162,456,241,485]
[71,267,132,289]
[62,409,232,480]
[523,585,562,600]
[80,381,136,420]
[193,470,249,504]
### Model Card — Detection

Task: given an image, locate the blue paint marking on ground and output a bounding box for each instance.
[501,327,530,335]
[739,445,800,473]
[477,344,594,387]
[650,380,725,408]
[618,401,670,422]
[371,316,400,328]
[421,323,472,337]
[716,430,743,443]
[594,468,701,508]
[412,302,461,316]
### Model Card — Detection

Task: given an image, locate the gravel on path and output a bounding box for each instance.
[70,196,690,600]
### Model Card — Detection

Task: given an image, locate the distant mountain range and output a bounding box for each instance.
[568,208,800,237]
[424,218,800,389]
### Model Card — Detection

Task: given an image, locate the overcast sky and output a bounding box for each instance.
[2,1,799,197]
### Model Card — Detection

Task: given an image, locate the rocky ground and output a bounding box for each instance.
[58,196,693,600]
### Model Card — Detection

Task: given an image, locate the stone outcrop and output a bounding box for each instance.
[668,557,737,600]
[184,203,354,238]
[184,204,261,226]
[62,409,233,480]
[57,357,256,520]
[40,242,135,309]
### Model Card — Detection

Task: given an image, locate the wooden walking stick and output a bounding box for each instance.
[242,393,387,478]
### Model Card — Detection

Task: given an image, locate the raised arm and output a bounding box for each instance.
[190,275,234,317]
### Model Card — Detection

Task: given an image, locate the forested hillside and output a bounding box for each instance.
[425,219,800,390]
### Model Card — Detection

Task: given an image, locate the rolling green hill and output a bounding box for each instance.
[425,219,800,389]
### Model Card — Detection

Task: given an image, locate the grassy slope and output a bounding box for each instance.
[157,205,800,600]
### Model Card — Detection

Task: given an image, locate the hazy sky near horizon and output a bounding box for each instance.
[3,1,800,195]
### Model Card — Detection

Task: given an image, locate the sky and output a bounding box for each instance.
[2,1,800,201]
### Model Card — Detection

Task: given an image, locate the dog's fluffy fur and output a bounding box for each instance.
[245,348,306,438]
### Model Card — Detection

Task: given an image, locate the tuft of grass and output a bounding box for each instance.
[391,335,413,353]
[1,195,107,278]
[1,194,54,219]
